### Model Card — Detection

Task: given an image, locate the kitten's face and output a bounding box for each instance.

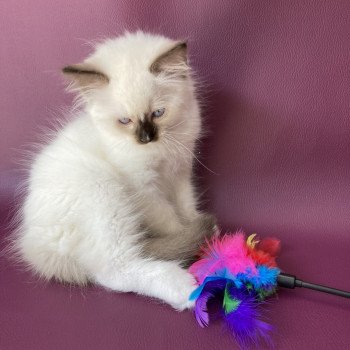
[63,33,197,149]
[90,70,185,146]
[115,106,164,144]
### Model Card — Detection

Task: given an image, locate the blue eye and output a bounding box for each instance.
[152,108,165,118]
[119,117,132,125]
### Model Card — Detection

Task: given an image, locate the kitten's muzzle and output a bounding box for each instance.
[137,120,158,144]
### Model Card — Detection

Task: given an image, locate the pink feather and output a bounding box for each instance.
[189,231,258,284]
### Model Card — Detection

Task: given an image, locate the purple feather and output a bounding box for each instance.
[223,285,273,349]
[194,279,226,327]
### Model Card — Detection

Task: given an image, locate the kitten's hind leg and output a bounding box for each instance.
[93,259,197,311]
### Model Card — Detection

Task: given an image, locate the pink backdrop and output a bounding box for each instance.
[1,1,349,349]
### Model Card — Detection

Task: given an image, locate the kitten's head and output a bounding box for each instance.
[62,32,200,149]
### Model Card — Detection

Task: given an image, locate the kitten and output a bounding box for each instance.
[12,31,216,310]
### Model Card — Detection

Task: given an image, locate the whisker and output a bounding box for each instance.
[163,136,190,161]
[161,137,176,158]
[166,132,203,144]
[166,120,187,131]
[161,137,187,175]
[163,136,193,169]
[165,135,219,175]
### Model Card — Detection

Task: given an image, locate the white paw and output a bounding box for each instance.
[172,298,195,311]
[167,270,198,311]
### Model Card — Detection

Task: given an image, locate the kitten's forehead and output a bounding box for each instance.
[86,32,185,118]
[111,70,156,118]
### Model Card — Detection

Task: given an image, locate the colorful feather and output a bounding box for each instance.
[189,231,258,284]
[189,231,280,349]
[223,285,273,349]
[194,278,227,327]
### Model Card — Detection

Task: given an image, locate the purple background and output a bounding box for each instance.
[1,1,349,349]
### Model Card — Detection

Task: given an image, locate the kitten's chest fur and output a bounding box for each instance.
[113,150,190,234]
[125,152,185,202]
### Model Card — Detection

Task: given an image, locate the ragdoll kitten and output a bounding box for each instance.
[13,31,216,311]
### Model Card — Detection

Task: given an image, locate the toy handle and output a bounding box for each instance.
[277,273,350,299]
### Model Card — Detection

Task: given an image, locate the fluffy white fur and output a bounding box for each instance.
[13,32,205,310]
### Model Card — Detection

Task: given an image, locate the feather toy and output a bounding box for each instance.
[189,230,350,349]
[189,231,280,348]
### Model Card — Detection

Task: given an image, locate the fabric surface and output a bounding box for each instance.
[1,1,349,349]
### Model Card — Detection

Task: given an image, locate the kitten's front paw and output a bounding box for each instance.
[171,298,196,311]
[167,270,197,311]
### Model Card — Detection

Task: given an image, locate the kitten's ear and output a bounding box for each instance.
[62,63,109,90]
[150,41,188,77]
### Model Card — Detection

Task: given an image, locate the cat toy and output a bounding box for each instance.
[188,231,350,349]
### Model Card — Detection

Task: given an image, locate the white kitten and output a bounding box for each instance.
[12,32,216,310]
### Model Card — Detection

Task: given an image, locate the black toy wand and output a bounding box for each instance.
[277,272,350,299]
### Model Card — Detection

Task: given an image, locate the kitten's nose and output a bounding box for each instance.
[137,120,157,144]
[139,132,152,144]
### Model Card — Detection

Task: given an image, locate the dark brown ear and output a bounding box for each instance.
[150,42,188,77]
[62,64,109,89]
